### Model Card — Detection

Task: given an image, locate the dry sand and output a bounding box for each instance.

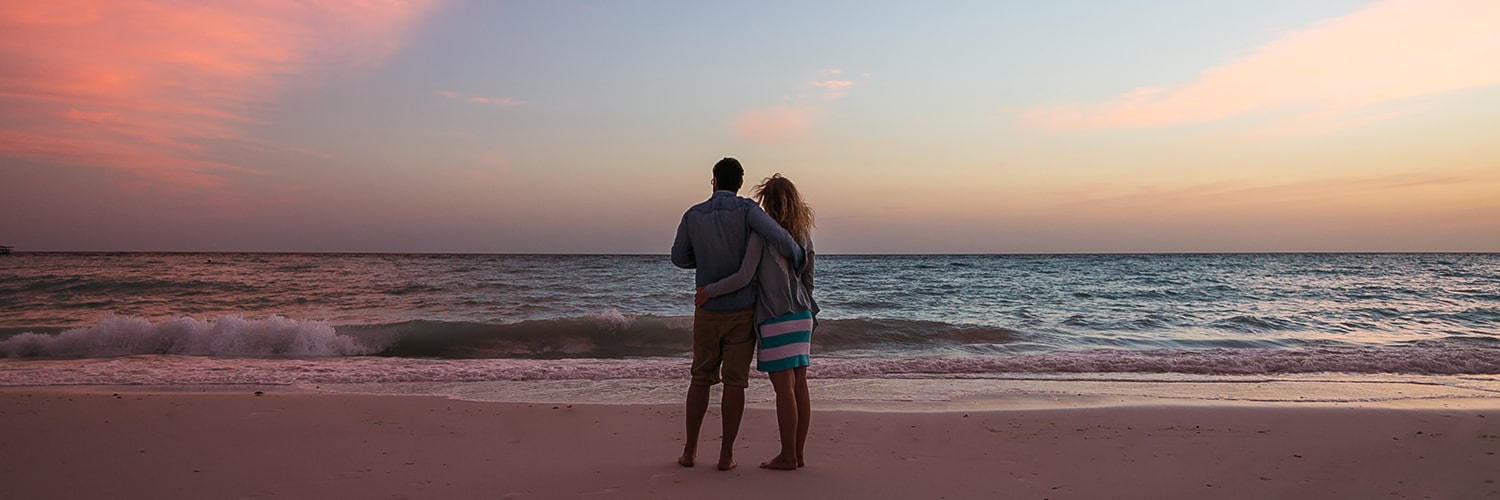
[2,387,1497,499]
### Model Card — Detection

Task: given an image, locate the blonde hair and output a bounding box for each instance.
[753,173,814,243]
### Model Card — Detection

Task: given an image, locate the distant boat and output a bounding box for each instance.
[0,246,11,255]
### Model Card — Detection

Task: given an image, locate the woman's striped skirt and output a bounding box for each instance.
[756,310,813,373]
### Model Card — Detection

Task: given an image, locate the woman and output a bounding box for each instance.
[694,173,817,471]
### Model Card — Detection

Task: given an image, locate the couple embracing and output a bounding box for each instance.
[671,157,818,471]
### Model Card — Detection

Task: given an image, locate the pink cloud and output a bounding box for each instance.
[438,90,526,107]
[810,68,858,101]
[734,106,823,144]
[812,80,855,101]
[733,69,863,144]
[1055,172,1486,219]
[1020,0,1500,133]
[0,0,440,189]
[0,128,252,189]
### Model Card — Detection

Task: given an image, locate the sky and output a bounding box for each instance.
[2,0,1498,254]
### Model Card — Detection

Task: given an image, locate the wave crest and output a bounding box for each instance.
[1,314,1021,360]
[0,315,374,359]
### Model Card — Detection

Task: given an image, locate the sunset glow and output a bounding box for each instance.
[2,0,1497,253]
[1020,0,1500,134]
[0,0,435,188]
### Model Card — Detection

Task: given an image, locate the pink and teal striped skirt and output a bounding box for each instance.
[756,310,813,373]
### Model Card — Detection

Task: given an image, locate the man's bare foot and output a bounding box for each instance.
[678,454,695,467]
[759,455,798,471]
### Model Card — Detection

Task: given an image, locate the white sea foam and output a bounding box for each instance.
[5,349,1500,391]
[0,315,374,358]
[587,308,633,326]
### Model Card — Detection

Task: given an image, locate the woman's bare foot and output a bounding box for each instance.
[716,449,737,471]
[678,454,695,467]
[759,455,798,471]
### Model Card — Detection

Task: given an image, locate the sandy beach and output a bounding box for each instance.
[1,387,1496,499]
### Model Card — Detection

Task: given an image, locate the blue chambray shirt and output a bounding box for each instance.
[671,190,805,312]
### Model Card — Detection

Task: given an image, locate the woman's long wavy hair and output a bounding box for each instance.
[753,173,814,243]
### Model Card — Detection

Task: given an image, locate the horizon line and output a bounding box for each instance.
[5,250,1498,256]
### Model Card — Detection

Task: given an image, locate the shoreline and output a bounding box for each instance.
[239,373,1500,411]
[7,372,1500,411]
[3,386,1498,499]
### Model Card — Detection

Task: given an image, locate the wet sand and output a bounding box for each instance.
[1,387,1497,499]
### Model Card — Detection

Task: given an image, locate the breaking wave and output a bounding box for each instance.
[0,313,1021,359]
[2,314,1496,378]
[0,315,372,358]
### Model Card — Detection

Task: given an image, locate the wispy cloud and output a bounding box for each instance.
[809,68,858,101]
[438,90,526,107]
[734,68,864,144]
[811,79,854,101]
[0,0,441,189]
[1057,171,1487,216]
[1020,0,1500,135]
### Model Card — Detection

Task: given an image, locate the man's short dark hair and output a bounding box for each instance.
[712,157,744,192]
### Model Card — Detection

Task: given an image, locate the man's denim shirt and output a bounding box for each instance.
[672,191,805,312]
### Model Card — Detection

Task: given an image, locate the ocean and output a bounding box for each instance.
[2,252,1498,406]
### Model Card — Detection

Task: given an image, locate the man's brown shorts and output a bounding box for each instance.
[690,307,756,388]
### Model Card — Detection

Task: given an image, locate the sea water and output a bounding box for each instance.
[2,253,1498,406]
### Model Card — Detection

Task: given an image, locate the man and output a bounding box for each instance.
[671,157,804,471]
